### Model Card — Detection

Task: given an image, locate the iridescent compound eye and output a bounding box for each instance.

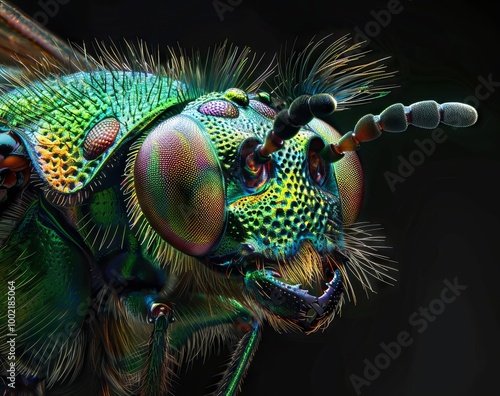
[249,100,276,119]
[308,118,364,226]
[334,150,364,226]
[198,100,239,118]
[134,115,226,256]
[83,117,121,160]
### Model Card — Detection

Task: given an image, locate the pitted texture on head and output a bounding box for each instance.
[181,92,344,259]
[226,134,337,257]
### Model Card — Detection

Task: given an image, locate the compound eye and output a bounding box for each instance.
[308,138,328,187]
[198,100,239,118]
[248,91,277,119]
[134,115,226,256]
[334,151,364,227]
[83,117,121,160]
[307,118,364,226]
[249,100,277,119]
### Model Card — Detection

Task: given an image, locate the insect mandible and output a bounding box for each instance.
[0,1,478,395]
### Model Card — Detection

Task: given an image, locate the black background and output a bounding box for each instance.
[6,0,500,395]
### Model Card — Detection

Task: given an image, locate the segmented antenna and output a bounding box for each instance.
[243,96,477,178]
[245,93,337,176]
[320,100,478,163]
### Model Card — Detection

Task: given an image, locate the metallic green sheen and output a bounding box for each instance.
[0,71,183,195]
[0,200,90,375]
[180,92,345,261]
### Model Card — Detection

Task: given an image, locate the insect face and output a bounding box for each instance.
[135,88,365,332]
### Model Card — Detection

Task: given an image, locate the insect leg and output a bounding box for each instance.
[213,317,260,396]
[119,292,174,396]
[160,295,259,396]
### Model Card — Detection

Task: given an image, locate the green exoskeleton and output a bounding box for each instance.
[0,1,478,395]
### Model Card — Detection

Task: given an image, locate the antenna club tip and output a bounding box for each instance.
[440,102,478,127]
